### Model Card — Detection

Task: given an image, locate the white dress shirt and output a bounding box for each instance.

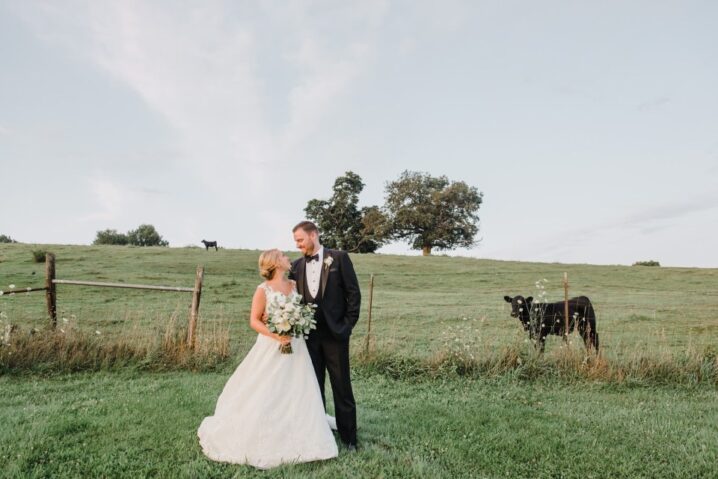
[305,246,324,299]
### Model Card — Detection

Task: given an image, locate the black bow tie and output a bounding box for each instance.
[305,254,319,263]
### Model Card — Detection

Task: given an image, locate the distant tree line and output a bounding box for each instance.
[93,224,169,247]
[305,170,483,256]
[7,170,481,256]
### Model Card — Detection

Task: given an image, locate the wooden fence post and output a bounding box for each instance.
[45,253,57,328]
[364,274,375,356]
[563,272,569,343]
[187,265,204,349]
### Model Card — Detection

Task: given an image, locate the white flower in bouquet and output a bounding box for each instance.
[276,318,292,333]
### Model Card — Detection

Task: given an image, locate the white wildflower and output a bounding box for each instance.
[8,284,15,289]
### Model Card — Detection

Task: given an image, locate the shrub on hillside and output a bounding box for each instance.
[31,250,47,263]
[0,234,17,243]
[93,225,169,247]
[93,229,129,245]
[633,260,660,267]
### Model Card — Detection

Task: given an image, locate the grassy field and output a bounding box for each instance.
[1,243,717,477]
[1,243,717,359]
[1,371,716,478]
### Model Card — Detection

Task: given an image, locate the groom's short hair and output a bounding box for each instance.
[293,221,319,235]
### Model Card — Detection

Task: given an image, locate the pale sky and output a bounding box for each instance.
[1,1,717,267]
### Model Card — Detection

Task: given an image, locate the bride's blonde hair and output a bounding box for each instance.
[258,249,283,280]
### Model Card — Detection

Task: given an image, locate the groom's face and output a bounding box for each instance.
[293,229,318,256]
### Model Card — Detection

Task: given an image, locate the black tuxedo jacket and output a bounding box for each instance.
[289,248,361,340]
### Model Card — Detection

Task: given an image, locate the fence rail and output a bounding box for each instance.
[1,287,48,294]
[0,254,204,348]
[52,279,195,293]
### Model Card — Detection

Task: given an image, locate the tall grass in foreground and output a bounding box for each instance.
[357,343,718,386]
[0,312,231,374]
[2,319,716,386]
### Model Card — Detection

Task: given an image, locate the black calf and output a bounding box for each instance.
[503,295,599,352]
[201,240,218,251]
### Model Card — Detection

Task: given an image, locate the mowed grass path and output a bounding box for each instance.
[1,243,717,359]
[1,371,716,478]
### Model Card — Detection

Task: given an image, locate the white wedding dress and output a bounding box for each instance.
[197,283,338,469]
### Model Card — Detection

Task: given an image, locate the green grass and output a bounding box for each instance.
[1,243,717,477]
[0,371,716,478]
[2,243,716,359]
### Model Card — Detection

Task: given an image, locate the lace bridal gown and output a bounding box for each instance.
[197,284,338,469]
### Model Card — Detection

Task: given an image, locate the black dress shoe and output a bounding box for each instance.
[346,443,358,453]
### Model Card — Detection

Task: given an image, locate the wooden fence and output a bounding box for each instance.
[0,253,205,349]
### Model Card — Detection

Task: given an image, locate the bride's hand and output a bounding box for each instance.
[275,334,292,345]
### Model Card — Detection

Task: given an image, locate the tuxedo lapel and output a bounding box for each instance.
[320,249,331,298]
[296,258,306,300]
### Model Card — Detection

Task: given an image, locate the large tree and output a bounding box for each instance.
[384,171,483,256]
[127,224,169,247]
[305,171,388,253]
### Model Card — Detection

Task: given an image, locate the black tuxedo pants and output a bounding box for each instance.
[306,329,357,446]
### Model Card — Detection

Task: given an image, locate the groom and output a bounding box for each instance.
[290,221,361,450]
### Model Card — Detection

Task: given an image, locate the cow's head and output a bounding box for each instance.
[503,295,533,332]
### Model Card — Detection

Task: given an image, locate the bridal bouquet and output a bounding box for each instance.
[266,291,317,354]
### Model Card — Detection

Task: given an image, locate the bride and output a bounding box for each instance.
[197,249,338,469]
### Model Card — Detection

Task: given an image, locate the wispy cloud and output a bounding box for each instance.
[616,194,718,227]
[523,191,718,261]
[637,96,670,112]
[10,0,387,245]
[12,0,386,192]
[131,187,167,196]
[78,176,172,223]
[78,177,128,223]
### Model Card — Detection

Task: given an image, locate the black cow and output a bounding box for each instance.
[503,295,599,352]
[201,240,218,251]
